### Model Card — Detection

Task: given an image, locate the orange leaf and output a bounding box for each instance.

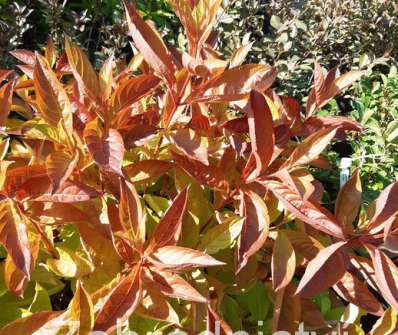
[45,151,79,193]
[112,74,161,114]
[136,289,180,325]
[94,265,142,333]
[119,178,145,246]
[0,200,32,278]
[0,311,62,335]
[33,54,72,128]
[124,160,173,183]
[263,178,345,239]
[150,246,224,271]
[172,151,228,192]
[0,81,14,126]
[4,234,40,297]
[295,241,349,298]
[33,180,100,203]
[0,69,13,83]
[123,0,176,87]
[237,190,270,272]
[84,119,125,175]
[272,231,296,291]
[282,127,337,170]
[146,187,188,254]
[242,90,275,181]
[306,63,364,116]
[188,64,276,103]
[142,268,207,303]
[70,282,94,335]
[168,0,222,55]
[335,169,362,234]
[170,128,209,165]
[65,37,101,103]
[365,244,398,313]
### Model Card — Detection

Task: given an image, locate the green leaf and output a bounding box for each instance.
[46,246,94,278]
[221,295,242,330]
[143,194,170,217]
[198,217,243,254]
[237,280,270,321]
[29,283,52,313]
[270,15,283,30]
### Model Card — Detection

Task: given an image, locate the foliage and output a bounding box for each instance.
[0,0,398,334]
[0,0,178,68]
[318,66,398,205]
[217,0,398,98]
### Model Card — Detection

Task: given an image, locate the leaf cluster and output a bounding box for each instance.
[0,1,397,334]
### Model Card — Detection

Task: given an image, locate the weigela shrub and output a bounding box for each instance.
[0,0,397,333]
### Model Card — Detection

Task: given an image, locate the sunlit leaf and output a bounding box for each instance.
[335,169,362,234]
[123,0,176,87]
[94,265,142,333]
[237,190,270,272]
[242,90,275,181]
[0,82,14,127]
[84,118,125,175]
[65,37,101,103]
[69,282,94,335]
[0,200,31,277]
[150,246,224,271]
[263,178,345,239]
[296,241,349,298]
[146,187,188,254]
[33,55,72,130]
[365,243,398,313]
[272,231,296,291]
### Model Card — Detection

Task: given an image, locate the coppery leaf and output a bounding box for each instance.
[295,241,349,298]
[45,151,78,192]
[263,178,345,239]
[84,118,125,175]
[282,127,337,170]
[242,90,275,181]
[123,0,176,86]
[146,187,188,254]
[272,231,296,291]
[70,282,94,335]
[124,160,173,183]
[0,199,32,277]
[112,74,161,113]
[33,54,72,128]
[119,178,145,246]
[333,271,383,316]
[365,243,398,313]
[150,246,224,271]
[65,37,101,102]
[94,265,142,333]
[0,311,62,335]
[0,81,14,126]
[142,268,207,303]
[335,169,361,234]
[172,151,228,192]
[237,190,270,272]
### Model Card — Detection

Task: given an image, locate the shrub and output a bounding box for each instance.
[315,66,398,206]
[217,0,398,98]
[0,0,397,334]
[0,0,178,68]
